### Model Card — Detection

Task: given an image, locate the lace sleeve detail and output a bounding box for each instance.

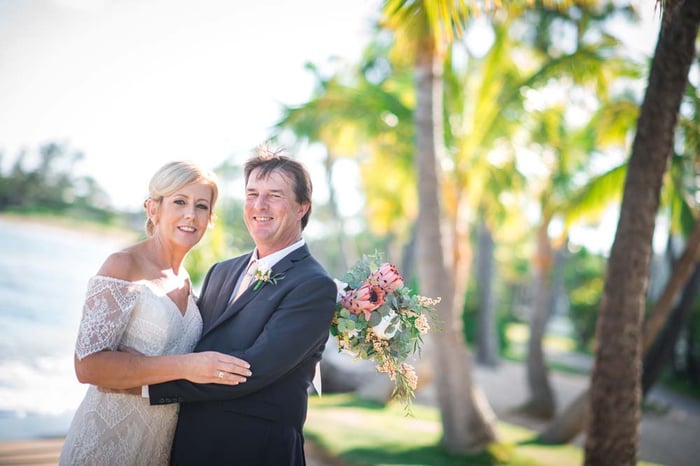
[74,276,144,360]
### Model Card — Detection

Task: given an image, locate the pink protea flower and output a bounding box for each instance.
[341,282,386,321]
[369,263,404,294]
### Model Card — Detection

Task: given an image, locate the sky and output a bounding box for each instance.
[0,0,660,225]
[0,0,380,209]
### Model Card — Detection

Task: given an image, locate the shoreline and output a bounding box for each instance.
[0,411,74,443]
[0,215,130,445]
[0,212,140,243]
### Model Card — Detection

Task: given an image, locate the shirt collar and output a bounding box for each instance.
[250,239,305,270]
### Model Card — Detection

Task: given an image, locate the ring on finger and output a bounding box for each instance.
[217,370,224,379]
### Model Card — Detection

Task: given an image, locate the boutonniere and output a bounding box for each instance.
[253,263,285,291]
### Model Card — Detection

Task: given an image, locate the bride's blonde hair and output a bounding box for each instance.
[144,161,219,237]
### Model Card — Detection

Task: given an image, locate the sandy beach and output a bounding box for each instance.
[0,438,63,466]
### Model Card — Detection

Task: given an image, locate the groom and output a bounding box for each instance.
[147,147,337,465]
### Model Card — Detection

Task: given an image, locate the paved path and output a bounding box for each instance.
[415,357,700,466]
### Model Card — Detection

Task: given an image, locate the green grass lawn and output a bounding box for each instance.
[305,393,660,466]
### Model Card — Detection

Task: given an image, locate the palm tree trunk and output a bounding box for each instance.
[642,218,700,351]
[686,321,700,384]
[414,40,496,454]
[323,153,352,272]
[476,223,499,366]
[540,218,700,444]
[642,263,700,395]
[525,221,556,418]
[400,223,417,286]
[584,2,700,464]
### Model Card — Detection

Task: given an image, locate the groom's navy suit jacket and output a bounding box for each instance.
[149,245,336,466]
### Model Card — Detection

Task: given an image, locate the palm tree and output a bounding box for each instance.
[381,0,498,452]
[505,0,644,419]
[273,52,419,267]
[539,82,700,445]
[584,1,700,463]
[539,212,700,444]
[272,63,363,272]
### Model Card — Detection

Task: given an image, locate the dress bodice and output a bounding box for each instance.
[60,275,203,466]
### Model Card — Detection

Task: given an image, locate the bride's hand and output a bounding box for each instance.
[183,351,251,385]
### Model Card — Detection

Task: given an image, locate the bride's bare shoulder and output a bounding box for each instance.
[96,242,148,282]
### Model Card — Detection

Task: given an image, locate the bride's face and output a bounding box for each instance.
[150,182,213,250]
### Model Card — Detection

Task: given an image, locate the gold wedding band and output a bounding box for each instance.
[217,371,224,379]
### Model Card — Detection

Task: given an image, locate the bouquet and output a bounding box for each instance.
[330,252,439,410]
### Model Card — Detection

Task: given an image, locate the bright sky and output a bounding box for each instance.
[0,0,380,209]
[0,0,660,222]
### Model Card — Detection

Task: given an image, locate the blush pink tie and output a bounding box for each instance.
[231,260,256,303]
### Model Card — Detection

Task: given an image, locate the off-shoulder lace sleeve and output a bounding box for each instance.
[74,276,144,360]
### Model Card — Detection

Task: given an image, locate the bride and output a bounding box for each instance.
[59,161,251,465]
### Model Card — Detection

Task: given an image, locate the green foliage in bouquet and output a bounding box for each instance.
[330,252,439,411]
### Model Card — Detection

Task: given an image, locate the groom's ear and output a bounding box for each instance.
[296,202,310,221]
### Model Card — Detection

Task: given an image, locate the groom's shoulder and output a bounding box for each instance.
[299,251,333,281]
[212,253,248,270]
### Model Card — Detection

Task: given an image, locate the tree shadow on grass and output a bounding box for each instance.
[316,395,389,411]
[305,439,530,466]
[516,435,561,447]
[340,445,502,466]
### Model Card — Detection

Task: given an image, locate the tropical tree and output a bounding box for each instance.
[381,0,500,452]
[273,63,365,271]
[539,67,700,446]
[506,0,643,419]
[540,210,700,444]
[0,142,112,215]
[443,18,528,369]
[584,1,700,463]
[272,57,417,271]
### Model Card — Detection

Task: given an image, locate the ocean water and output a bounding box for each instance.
[0,217,132,440]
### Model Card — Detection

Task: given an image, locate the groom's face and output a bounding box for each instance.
[244,167,310,258]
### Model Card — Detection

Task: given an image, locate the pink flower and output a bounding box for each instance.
[369,263,404,294]
[341,282,386,321]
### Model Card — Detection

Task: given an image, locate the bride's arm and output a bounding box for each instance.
[73,253,251,389]
[74,349,251,389]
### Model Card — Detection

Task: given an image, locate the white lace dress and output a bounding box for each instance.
[59,276,202,466]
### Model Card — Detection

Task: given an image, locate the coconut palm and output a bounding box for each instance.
[540,11,700,443]
[502,0,644,419]
[381,0,499,452]
[584,1,700,463]
[273,50,418,266]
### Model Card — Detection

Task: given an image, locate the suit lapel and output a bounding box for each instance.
[201,254,251,335]
[202,246,310,337]
[267,244,309,278]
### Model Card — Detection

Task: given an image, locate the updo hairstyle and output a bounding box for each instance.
[144,160,219,237]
